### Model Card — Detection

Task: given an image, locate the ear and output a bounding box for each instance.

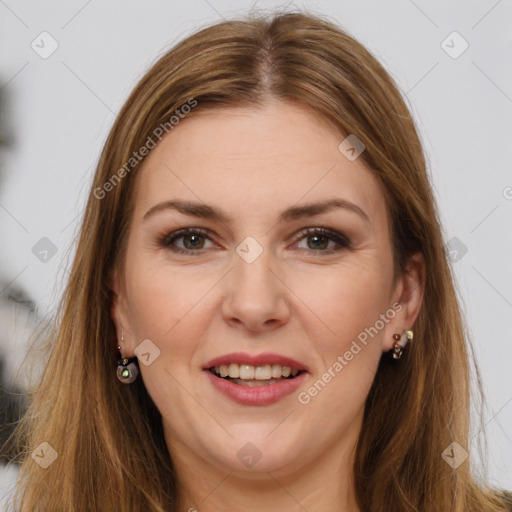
[382,252,425,352]
[108,265,135,357]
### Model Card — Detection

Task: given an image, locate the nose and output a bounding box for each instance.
[221,248,291,333]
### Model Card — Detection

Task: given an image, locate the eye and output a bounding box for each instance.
[159,228,215,255]
[292,227,351,255]
[159,226,351,256]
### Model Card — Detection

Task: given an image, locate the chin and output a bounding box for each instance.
[204,428,306,475]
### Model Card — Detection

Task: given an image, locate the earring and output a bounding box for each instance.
[116,331,139,383]
[392,330,413,359]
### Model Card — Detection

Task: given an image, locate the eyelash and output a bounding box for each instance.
[159,227,351,256]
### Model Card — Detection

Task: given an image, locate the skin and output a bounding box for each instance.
[110,99,425,512]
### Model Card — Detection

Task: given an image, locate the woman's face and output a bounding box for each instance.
[110,100,423,481]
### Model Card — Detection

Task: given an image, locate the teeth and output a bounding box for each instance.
[228,363,239,378]
[212,363,301,380]
[239,364,255,379]
[254,365,272,380]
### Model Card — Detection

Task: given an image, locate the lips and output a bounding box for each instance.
[204,369,307,405]
[203,351,309,406]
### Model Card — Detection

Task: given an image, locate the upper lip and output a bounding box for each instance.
[203,352,309,372]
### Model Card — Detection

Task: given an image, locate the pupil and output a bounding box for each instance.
[185,234,204,249]
[308,235,327,250]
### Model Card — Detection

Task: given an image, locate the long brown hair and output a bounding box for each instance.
[8,9,511,512]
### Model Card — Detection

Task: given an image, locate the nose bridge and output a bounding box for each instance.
[221,238,289,330]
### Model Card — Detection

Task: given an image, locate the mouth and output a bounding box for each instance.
[202,353,309,405]
[208,363,305,387]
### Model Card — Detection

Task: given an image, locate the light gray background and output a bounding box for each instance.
[1,0,511,499]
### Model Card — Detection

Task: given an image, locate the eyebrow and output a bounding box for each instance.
[142,198,371,225]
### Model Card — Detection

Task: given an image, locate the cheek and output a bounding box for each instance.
[125,256,206,337]
[122,259,213,415]
[123,256,223,380]
[293,258,392,357]
[295,266,387,419]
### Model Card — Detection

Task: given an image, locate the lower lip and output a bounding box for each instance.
[204,370,308,406]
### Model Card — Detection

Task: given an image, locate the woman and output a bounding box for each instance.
[8,9,511,512]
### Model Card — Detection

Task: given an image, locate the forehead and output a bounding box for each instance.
[131,101,386,229]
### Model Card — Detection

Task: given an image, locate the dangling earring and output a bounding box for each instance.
[392,330,413,359]
[116,331,139,383]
